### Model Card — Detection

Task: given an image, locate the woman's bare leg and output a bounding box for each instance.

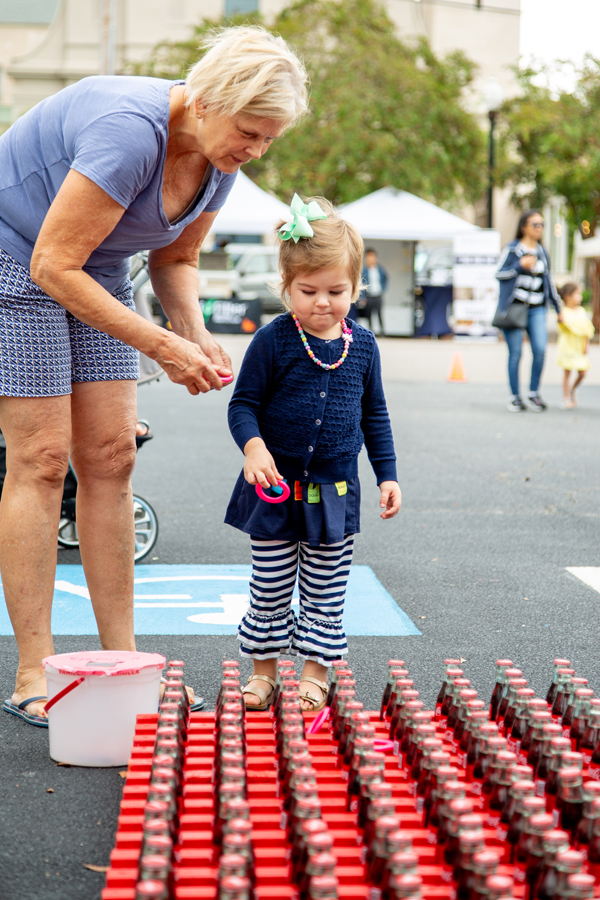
[563,369,571,401]
[0,395,71,718]
[69,381,137,651]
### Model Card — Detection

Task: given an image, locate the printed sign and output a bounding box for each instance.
[452,231,501,337]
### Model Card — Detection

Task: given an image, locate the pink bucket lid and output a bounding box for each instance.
[42,650,165,677]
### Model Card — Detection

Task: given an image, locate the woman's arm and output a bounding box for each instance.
[148,211,232,376]
[30,170,228,394]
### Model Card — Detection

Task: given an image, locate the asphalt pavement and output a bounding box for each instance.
[1,337,599,899]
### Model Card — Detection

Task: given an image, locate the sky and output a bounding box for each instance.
[520,0,600,88]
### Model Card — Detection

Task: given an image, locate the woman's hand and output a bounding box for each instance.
[243,438,282,488]
[519,254,537,271]
[193,329,233,380]
[379,481,402,519]
[154,331,231,394]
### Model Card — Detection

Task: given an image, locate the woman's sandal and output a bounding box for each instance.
[299,677,329,713]
[241,674,277,711]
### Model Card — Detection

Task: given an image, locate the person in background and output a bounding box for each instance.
[358,248,388,334]
[496,210,562,413]
[557,283,595,409]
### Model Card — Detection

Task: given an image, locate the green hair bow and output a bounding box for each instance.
[279,194,327,243]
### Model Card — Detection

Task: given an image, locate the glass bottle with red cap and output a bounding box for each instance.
[542,739,573,811]
[467,849,502,900]
[516,811,553,896]
[219,854,250,882]
[497,678,528,735]
[551,670,576,722]
[579,705,600,768]
[443,806,479,866]
[385,672,412,732]
[388,874,423,900]
[218,875,252,900]
[365,815,401,885]
[534,727,562,786]
[337,702,365,757]
[505,689,536,748]
[389,688,419,743]
[438,668,464,719]
[507,796,546,866]
[481,739,509,801]
[380,660,407,719]
[289,796,322,846]
[447,687,478,736]
[300,853,337,900]
[562,679,589,728]
[430,779,465,833]
[280,737,310,780]
[344,721,375,768]
[409,736,442,787]
[553,850,585,899]
[533,829,571,900]
[331,689,357,740]
[290,818,329,881]
[308,874,339,900]
[222,832,255,887]
[488,751,517,824]
[401,710,434,760]
[392,700,424,759]
[423,764,459,828]
[557,768,585,839]
[520,699,551,748]
[558,873,596,900]
[490,660,515,722]
[455,698,486,752]
[570,693,596,751]
[417,749,451,808]
[325,664,352,709]
[214,783,247,844]
[443,677,472,731]
[405,721,436,774]
[359,782,394,834]
[586,809,600,881]
[436,659,462,718]
[468,719,500,777]
[500,778,535,833]
[526,715,554,772]
[485,875,516,900]
[574,786,600,849]
[454,829,487,900]
[135,881,169,900]
[492,666,527,726]
[284,766,318,812]
[380,849,419,899]
[546,660,571,705]
[297,831,334,890]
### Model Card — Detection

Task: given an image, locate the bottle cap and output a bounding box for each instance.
[496,659,513,667]
[553,659,571,666]
[144,800,169,818]
[140,854,170,872]
[473,849,501,867]
[220,876,251,890]
[485,875,514,891]
[522,797,546,812]
[529,813,554,830]
[389,659,406,667]
[445,658,462,665]
[556,849,585,869]
[135,882,168,899]
[144,834,173,853]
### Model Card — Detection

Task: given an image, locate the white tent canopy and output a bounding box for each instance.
[339,187,478,241]
[211,171,290,236]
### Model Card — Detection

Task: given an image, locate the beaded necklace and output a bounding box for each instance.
[291,312,353,371]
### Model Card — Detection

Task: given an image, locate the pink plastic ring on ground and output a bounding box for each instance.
[255,480,291,504]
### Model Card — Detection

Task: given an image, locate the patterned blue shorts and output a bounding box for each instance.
[0,249,140,397]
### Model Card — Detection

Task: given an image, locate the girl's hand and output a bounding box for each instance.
[243,438,283,488]
[379,481,402,519]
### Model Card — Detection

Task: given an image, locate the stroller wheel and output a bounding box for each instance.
[133,495,159,563]
[57,517,80,548]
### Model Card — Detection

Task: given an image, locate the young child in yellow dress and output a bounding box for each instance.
[557,283,595,409]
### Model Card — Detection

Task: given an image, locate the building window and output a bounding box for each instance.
[225,0,258,16]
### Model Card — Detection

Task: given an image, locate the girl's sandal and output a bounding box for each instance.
[299,676,329,713]
[241,674,276,711]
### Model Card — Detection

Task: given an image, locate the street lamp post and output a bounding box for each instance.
[481,77,504,230]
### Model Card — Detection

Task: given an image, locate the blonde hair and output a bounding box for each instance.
[185,26,308,126]
[277,198,365,305]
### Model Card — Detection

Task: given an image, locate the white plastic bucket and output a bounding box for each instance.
[42,650,165,766]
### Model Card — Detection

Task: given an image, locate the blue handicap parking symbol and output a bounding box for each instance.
[0,564,421,637]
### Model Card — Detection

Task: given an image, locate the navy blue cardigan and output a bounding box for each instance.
[228,314,397,484]
[496,240,561,314]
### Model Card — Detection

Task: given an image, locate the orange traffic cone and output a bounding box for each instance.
[447,351,467,383]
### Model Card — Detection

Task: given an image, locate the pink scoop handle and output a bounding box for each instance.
[220,374,234,385]
[255,480,291,504]
[307,706,331,735]
[44,676,85,712]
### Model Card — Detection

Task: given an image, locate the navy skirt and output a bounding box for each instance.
[225,475,360,547]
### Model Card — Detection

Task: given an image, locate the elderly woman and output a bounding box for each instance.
[0,26,308,726]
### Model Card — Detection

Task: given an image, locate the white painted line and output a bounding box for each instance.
[566,567,600,595]
[135,602,228,608]
[133,594,193,601]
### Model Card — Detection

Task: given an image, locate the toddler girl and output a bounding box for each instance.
[225,195,401,712]
[557,283,594,409]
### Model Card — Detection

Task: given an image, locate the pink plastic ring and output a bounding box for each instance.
[255,480,291,504]
[220,375,234,384]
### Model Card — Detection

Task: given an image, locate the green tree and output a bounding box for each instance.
[129,0,487,208]
[500,59,600,333]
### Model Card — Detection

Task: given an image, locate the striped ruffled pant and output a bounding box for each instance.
[237,536,354,667]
